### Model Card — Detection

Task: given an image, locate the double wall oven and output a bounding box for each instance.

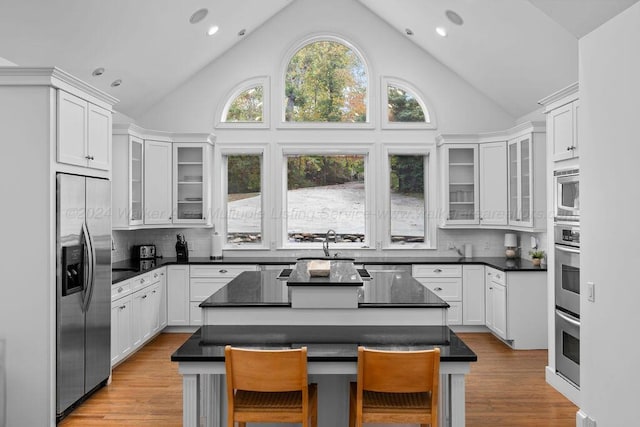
[553,167,580,388]
[554,223,580,387]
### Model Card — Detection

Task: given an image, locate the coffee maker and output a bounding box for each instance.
[176,233,189,262]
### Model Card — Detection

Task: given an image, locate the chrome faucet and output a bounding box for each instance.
[323,229,337,257]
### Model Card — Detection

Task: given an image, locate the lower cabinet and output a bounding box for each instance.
[485,266,547,349]
[462,265,485,325]
[167,265,190,326]
[189,265,256,325]
[111,294,132,367]
[412,265,463,325]
[111,267,167,367]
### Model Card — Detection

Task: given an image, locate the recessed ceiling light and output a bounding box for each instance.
[189,8,208,24]
[207,25,219,36]
[405,28,414,36]
[92,67,105,77]
[238,29,246,36]
[435,27,448,37]
[445,10,464,26]
[111,79,122,87]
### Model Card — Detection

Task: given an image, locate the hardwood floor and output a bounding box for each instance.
[60,332,577,426]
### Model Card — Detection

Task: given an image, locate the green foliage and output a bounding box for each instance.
[529,250,546,259]
[287,155,364,190]
[387,85,425,122]
[225,86,263,122]
[285,41,367,122]
[390,155,424,194]
[227,155,261,193]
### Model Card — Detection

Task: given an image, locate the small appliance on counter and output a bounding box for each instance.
[176,234,189,262]
[132,244,156,260]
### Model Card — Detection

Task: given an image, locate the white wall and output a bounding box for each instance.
[137,0,514,133]
[579,2,640,425]
[0,56,16,66]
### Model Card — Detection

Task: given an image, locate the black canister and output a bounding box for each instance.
[176,233,189,262]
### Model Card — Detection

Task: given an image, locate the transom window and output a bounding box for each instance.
[382,77,436,129]
[224,86,264,123]
[284,39,368,123]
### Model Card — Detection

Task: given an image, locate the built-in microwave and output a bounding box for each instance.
[554,168,579,222]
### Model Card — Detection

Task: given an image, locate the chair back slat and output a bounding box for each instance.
[359,347,440,393]
[225,346,307,392]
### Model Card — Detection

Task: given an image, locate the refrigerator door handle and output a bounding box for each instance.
[81,221,95,313]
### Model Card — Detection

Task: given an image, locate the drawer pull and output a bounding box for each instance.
[433,268,442,273]
[219,269,228,274]
[119,305,126,310]
[496,274,502,279]
[140,278,145,283]
[117,287,123,293]
[142,294,148,299]
[433,287,443,291]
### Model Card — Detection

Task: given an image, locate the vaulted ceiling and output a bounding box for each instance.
[0,0,637,120]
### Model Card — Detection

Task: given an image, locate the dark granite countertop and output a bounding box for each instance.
[171,325,477,363]
[112,255,544,284]
[199,270,450,308]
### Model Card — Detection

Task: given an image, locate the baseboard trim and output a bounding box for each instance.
[546,366,580,405]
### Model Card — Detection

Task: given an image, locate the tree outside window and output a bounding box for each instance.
[285,41,367,123]
[387,85,426,122]
[226,155,262,244]
[224,86,264,122]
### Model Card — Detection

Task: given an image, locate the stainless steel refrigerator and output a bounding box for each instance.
[56,173,111,419]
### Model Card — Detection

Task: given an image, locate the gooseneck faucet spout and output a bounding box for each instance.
[323,229,336,257]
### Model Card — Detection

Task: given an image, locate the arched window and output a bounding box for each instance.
[382,77,437,129]
[218,77,269,128]
[283,37,368,124]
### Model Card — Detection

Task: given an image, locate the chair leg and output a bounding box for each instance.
[238,423,246,427]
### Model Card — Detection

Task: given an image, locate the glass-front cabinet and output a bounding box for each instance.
[441,144,479,225]
[508,134,533,227]
[173,143,211,225]
[130,137,143,225]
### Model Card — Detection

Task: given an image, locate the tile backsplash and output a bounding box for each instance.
[112,227,546,261]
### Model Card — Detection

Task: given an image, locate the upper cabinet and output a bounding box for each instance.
[539,83,579,163]
[112,124,214,230]
[173,143,211,225]
[58,90,112,171]
[440,143,479,225]
[437,122,545,231]
[144,139,173,225]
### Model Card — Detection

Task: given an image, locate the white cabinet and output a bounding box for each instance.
[413,264,462,325]
[507,130,546,229]
[437,122,545,230]
[462,265,485,325]
[548,100,579,162]
[189,265,256,325]
[540,82,579,162]
[57,90,111,171]
[167,265,190,326]
[110,293,132,366]
[173,143,212,225]
[440,144,479,225]
[479,142,508,226]
[144,139,173,225]
[112,131,144,229]
[484,266,547,349]
[157,268,168,329]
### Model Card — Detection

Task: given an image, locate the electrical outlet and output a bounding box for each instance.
[587,282,595,302]
[447,241,455,250]
[483,241,490,250]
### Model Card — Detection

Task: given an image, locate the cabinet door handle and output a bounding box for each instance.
[433,268,442,273]
[152,290,157,294]
[433,287,443,291]
[566,146,573,151]
[219,269,228,273]
[119,305,126,310]
[142,294,147,299]
[487,272,492,276]
[489,287,493,290]
[85,155,94,160]
[169,216,172,220]
[160,273,164,276]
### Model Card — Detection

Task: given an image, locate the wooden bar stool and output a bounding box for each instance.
[349,346,440,427]
[224,345,318,427]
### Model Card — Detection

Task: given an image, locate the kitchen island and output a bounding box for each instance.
[199,264,450,326]
[173,263,476,427]
[172,325,477,427]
